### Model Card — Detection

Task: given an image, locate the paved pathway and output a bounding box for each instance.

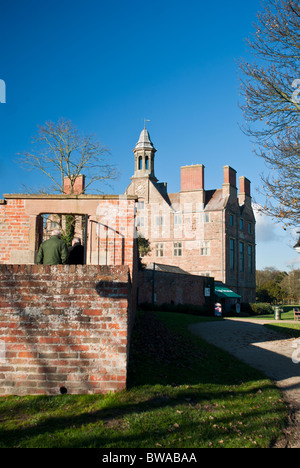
[189,318,300,448]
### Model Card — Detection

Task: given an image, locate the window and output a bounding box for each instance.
[230,238,235,270]
[174,213,182,225]
[145,156,149,170]
[230,214,234,227]
[156,216,164,226]
[240,218,244,231]
[136,217,144,227]
[201,212,210,223]
[248,223,252,234]
[138,156,143,170]
[156,243,164,257]
[174,242,182,256]
[239,242,244,272]
[200,241,210,256]
[248,245,253,273]
[136,200,144,210]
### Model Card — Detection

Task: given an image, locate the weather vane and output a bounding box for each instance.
[144,118,150,129]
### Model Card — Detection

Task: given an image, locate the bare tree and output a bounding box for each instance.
[18,118,119,247]
[239,0,300,227]
[280,267,300,299]
[18,118,118,194]
[256,267,284,288]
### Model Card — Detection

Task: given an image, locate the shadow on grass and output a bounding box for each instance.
[0,310,288,448]
[0,382,284,448]
[127,311,271,388]
[264,323,300,339]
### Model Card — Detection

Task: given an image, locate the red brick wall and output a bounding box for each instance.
[0,195,137,270]
[223,166,237,187]
[0,199,30,263]
[63,175,85,194]
[138,269,214,308]
[239,176,250,196]
[0,264,134,395]
[180,165,204,191]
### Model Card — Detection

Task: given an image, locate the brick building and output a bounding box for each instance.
[125,127,256,303]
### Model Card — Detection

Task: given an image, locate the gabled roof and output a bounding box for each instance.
[145,263,191,275]
[205,189,227,211]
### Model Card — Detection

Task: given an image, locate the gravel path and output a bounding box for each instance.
[189,318,300,448]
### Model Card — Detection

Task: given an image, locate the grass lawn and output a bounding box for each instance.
[264,320,300,338]
[251,305,299,321]
[0,310,289,448]
[241,305,300,338]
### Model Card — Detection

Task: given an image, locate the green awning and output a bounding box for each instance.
[215,285,241,299]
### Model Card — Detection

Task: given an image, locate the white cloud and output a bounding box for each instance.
[253,204,286,243]
[253,204,300,270]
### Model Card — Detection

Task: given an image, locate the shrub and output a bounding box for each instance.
[249,302,273,316]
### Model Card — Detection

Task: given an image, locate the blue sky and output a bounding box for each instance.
[0,0,299,271]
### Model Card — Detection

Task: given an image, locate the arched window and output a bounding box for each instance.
[145,156,149,170]
[138,156,143,170]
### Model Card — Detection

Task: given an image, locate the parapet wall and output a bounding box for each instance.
[0,264,134,395]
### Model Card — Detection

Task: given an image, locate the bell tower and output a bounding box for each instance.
[132,126,157,181]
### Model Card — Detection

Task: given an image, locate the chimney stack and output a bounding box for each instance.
[223,166,236,187]
[222,166,237,198]
[64,175,85,195]
[180,164,205,192]
[239,176,251,205]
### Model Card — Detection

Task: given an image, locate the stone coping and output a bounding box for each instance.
[3,193,137,201]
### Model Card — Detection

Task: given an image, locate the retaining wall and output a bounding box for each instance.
[0,264,134,395]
